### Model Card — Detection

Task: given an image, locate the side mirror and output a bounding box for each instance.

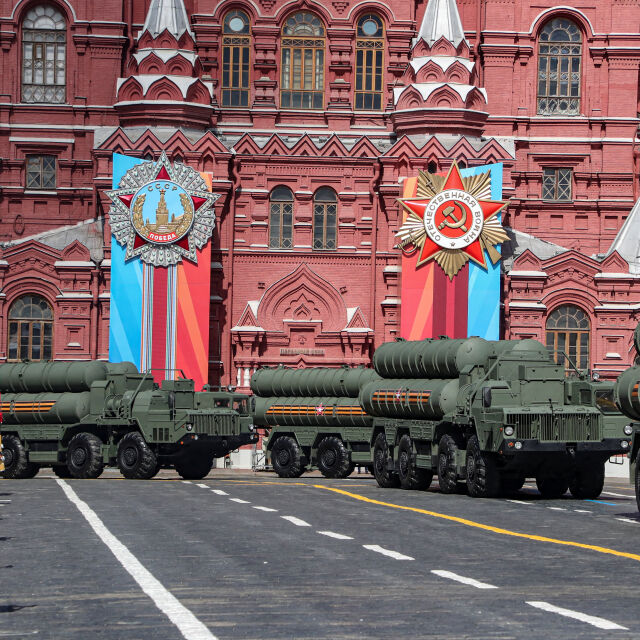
[482,387,492,408]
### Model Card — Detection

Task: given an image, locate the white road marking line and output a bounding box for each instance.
[506,499,533,505]
[547,507,567,511]
[317,531,353,540]
[56,479,218,640]
[363,545,414,560]
[574,509,592,513]
[431,569,497,589]
[601,491,633,498]
[281,515,311,527]
[211,489,228,496]
[0,499,11,502]
[196,483,209,489]
[616,517,640,525]
[229,498,250,504]
[181,481,192,484]
[253,506,278,512]
[526,601,627,630]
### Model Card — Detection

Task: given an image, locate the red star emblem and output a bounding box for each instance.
[397,163,507,270]
[315,404,324,415]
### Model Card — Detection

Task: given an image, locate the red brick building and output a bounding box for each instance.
[1,0,640,386]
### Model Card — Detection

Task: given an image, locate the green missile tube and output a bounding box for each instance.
[359,378,459,420]
[252,395,374,427]
[1,392,91,425]
[250,366,379,398]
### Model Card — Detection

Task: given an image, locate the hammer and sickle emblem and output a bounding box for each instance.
[438,200,468,233]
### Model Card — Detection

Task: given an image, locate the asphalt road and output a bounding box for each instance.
[1,469,639,640]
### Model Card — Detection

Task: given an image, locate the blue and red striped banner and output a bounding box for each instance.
[400,163,503,340]
[109,153,212,388]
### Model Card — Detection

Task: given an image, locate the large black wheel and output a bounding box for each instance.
[569,461,605,499]
[398,434,432,490]
[52,465,73,479]
[1,435,39,479]
[438,434,463,494]
[636,452,640,514]
[466,435,500,498]
[175,452,213,480]
[271,436,305,478]
[66,433,104,479]
[373,432,400,489]
[317,437,351,479]
[536,474,569,499]
[117,432,157,480]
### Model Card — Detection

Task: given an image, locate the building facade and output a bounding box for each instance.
[1,0,640,387]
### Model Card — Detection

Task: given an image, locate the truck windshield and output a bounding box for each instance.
[233,399,248,413]
[595,390,620,414]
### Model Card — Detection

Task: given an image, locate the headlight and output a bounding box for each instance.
[591,371,600,381]
[624,424,634,436]
[186,423,193,431]
[621,440,630,449]
[514,441,523,450]
[504,426,515,437]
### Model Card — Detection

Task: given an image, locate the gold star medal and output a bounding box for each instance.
[395,161,508,280]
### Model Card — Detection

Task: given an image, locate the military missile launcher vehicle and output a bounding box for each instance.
[0,361,258,480]
[251,366,379,478]
[253,336,631,498]
[612,323,640,512]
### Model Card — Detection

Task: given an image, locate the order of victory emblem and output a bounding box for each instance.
[106,152,220,267]
[395,162,508,280]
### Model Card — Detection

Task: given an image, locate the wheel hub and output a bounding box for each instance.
[3,448,13,467]
[277,449,291,465]
[399,451,409,477]
[71,447,87,467]
[122,446,138,467]
[323,449,337,468]
[467,455,476,482]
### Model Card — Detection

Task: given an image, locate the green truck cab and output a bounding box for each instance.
[0,361,257,480]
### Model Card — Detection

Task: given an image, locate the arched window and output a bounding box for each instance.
[546,304,589,371]
[537,18,582,115]
[355,14,384,111]
[313,187,337,250]
[22,4,66,104]
[8,294,53,361]
[269,186,293,249]
[281,12,325,109]
[222,10,251,107]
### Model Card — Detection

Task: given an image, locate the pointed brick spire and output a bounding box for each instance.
[391,0,487,137]
[416,0,466,48]
[141,0,192,40]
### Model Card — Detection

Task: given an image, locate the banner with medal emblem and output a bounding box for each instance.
[107,153,219,388]
[396,162,507,341]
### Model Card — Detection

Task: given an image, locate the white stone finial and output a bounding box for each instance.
[416,0,467,47]
[141,0,192,40]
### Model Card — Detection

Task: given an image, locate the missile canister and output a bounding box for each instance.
[614,366,640,421]
[359,378,459,420]
[1,392,91,425]
[373,337,494,379]
[250,366,379,398]
[0,361,138,394]
[252,396,374,428]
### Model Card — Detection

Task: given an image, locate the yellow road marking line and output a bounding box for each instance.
[314,485,640,563]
